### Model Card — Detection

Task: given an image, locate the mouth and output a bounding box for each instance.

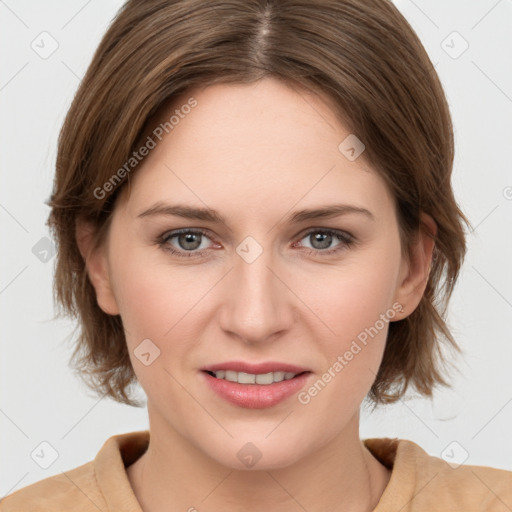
[200,369,313,409]
[203,369,310,385]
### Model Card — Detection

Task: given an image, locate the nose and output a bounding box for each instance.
[218,246,295,345]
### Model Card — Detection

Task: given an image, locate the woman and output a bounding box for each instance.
[2,0,511,510]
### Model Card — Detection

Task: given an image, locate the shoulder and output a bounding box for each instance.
[0,461,106,511]
[365,437,512,511]
[411,446,512,510]
[0,430,148,511]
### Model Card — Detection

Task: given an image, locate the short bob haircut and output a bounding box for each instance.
[47,0,469,406]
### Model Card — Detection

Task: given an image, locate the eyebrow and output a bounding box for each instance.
[137,202,375,224]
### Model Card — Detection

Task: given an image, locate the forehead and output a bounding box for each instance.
[117,78,394,222]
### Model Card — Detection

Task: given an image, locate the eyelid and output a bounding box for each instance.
[158,228,217,257]
[157,226,356,258]
[293,227,355,254]
[295,226,353,241]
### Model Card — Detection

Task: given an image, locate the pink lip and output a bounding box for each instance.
[201,371,312,409]
[199,361,310,374]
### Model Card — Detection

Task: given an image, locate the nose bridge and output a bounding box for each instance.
[220,239,293,343]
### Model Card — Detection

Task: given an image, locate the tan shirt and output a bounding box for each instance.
[1,430,511,511]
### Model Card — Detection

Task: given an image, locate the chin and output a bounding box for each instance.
[202,436,310,472]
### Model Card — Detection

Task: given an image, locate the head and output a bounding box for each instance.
[48,0,468,468]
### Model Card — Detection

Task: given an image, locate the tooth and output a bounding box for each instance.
[255,372,274,385]
[225,370,238,382]
[273,371,285,382]
[238,372,256,384]
[212,370,299,384]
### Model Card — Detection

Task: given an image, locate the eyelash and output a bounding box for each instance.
[156,228,355,259]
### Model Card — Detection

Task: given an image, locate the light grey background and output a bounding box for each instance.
[1,0,511,496]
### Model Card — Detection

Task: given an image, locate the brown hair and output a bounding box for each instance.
[47,0,469,406]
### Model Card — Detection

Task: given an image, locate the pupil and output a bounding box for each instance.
[312,232,331,250]
[179,233,201,250]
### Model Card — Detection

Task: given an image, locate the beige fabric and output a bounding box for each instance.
[1,430,511,511]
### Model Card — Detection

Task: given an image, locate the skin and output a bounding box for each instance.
[77,77,435,512]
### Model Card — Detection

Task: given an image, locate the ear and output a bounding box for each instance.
[392,213,436,321]
[76,218,120,316]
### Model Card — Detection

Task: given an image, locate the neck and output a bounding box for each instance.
[127,406,391,512]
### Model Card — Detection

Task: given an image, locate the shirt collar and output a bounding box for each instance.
[94,430,414,511]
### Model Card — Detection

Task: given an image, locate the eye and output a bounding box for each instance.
[157,228,217,258]
[294,228,355,256]
[156,227,355,259]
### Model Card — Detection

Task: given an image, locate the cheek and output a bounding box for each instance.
[111,258,206,342]
[297,247,400,339]
[290,244,402,389]
[109,258,204,395]
[108,241,221,376]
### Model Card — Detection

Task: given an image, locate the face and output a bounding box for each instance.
[82,77,430,470]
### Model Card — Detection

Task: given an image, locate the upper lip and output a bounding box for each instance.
[200,361,311,375]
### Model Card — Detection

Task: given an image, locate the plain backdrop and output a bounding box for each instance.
[1,0,512,496]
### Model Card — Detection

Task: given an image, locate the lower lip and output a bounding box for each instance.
[201,371,312,409]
